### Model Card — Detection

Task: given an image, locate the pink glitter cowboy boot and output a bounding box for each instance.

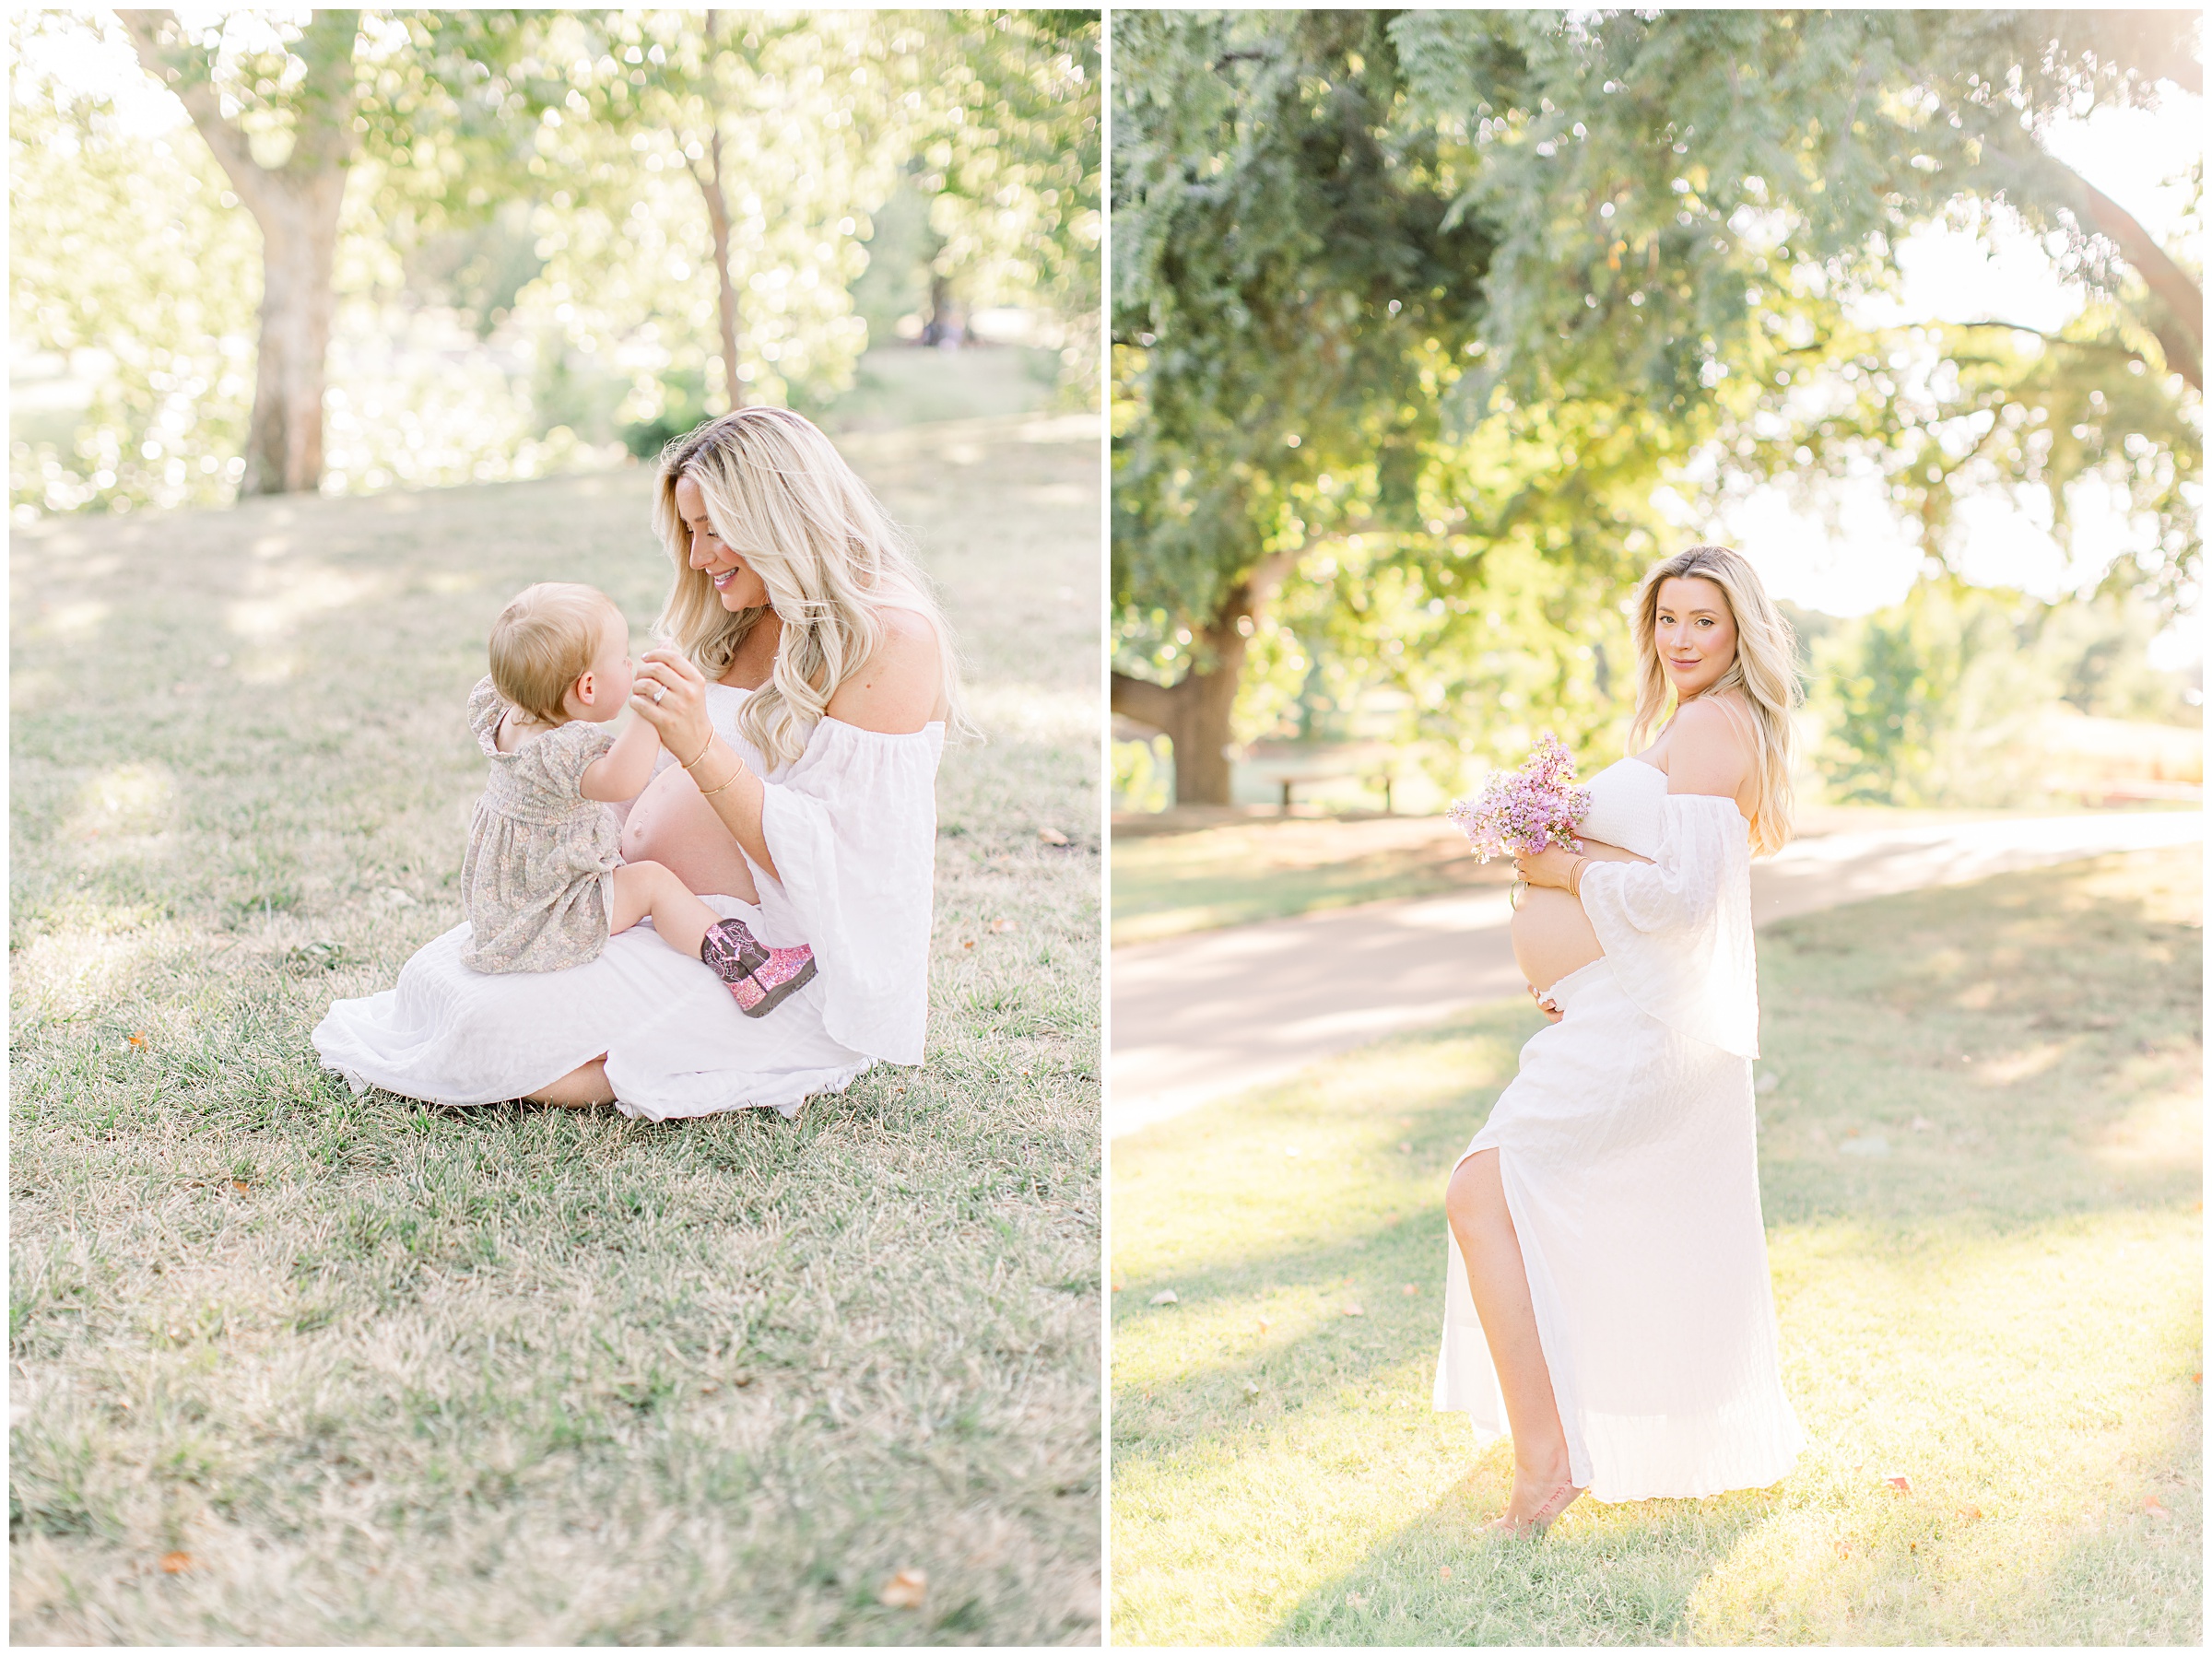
[700,917,818,1018]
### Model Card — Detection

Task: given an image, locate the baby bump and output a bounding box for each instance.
[622,762,759,903]
[1511,888,1605,996]
[1509,840,1647,995]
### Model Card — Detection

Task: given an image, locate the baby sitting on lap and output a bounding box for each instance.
[458,581,814,1017]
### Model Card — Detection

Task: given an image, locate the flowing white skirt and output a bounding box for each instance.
[1434,957,1804,1502]
[312,896,873,1122]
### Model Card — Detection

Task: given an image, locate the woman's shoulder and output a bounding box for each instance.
[1663,693,1757,795]
[824,605,943,734]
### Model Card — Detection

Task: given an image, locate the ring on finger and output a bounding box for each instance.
[651,686,666,704]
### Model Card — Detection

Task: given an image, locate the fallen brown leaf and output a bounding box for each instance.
[1037,827,1071,846]
[127,1032,148,1050]
[1955,1504,1983,1521]
[1439,1565,1452,1581]
[2145,1497,2170,1520]
[1342,1303,1364,1318]
[1401,1283,1418,1297]
[960,938,976,950]
[989,919,1018,934]
[1884,1474,1912,1494]
[229,1180,249,1194]
[879,1568,928,1609]
[159,1551,193,1574]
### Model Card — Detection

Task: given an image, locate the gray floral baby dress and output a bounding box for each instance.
[459,675,621,973]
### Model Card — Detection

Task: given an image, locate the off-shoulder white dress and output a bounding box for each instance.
[314,684,944,1121]
[1434,758,1805,1501]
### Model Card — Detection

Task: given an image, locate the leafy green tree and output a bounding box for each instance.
[9,18,261,513]
[1806,579,2192,805]
[1114,8,2201,805]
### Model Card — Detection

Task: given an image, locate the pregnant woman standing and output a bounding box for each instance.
[315,406,962,1118]
[1436,544,1806,1534]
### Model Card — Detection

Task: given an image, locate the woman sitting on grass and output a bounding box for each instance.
[314,407,965,1120]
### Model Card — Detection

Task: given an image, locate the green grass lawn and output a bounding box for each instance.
[1108,815,1512,946]
[9,414,1102,1643]
[1110,847,2202,1645]
[1107,803,2144,948]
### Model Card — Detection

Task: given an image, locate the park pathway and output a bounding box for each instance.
[1108,810,2204,1138]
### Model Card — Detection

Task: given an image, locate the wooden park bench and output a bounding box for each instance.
[1237,741,1402,813]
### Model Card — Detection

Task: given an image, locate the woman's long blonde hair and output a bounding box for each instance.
[652,407,971,769]
[1628,545,1801,855]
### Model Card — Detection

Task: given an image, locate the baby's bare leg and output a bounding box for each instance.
[608,861,719,957]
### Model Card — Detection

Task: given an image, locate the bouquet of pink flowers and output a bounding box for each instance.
[1447,733,1593,863]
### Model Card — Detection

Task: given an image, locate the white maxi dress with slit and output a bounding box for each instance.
[314,684,943,1121]
[1433,758,1805,1501]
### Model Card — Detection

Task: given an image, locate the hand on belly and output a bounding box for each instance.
[621,764,759,904]
[1509,839,1646,995]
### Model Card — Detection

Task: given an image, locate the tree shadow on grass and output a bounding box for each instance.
[1112,852,2202,1644]
[1265,1471,1784,1645]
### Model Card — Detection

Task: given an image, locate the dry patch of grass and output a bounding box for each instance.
[1111,847,2200,1645]
[10,415,1102,1644]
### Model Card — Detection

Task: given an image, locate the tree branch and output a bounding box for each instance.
[1983,143,2203,391]
[116,9,276,217]
[1110,671,1182,733]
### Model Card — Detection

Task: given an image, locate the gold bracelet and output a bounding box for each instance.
[680,730,714,770]
[695,761,744,800]
[1568,856,1589,898]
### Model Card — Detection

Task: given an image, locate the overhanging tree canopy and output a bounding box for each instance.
[1113,7,2201,805]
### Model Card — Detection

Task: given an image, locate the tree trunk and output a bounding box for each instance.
[1111,560,1290,805]
[690,11,747,412]
[922,267,963,346]
[120,8,359,497]
[243,175,347,493]
[693,129,748,411]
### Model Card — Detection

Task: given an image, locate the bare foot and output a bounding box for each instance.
[1485,1455,1583,1537]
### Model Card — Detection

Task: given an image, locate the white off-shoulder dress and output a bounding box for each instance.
[1434,758,1805,1501]
[314,684,945,1121]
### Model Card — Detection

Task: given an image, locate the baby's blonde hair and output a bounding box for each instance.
[652,406,973,769]
[488,581,618,727]
[1628,546,1803,856]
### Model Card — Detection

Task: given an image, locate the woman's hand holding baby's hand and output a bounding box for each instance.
[631,649,712,761]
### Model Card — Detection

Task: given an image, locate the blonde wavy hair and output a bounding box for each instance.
[1628,545,1802,856]
[651,407,971,770]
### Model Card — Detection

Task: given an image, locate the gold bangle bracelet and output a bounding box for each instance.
[680,730,714,770]
[696,762,744,800]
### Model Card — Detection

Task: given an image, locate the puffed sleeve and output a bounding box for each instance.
[534,720,619,798]
[753,720,943,1064]
[1576,793,1760,1059]
[467,675,506,757]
